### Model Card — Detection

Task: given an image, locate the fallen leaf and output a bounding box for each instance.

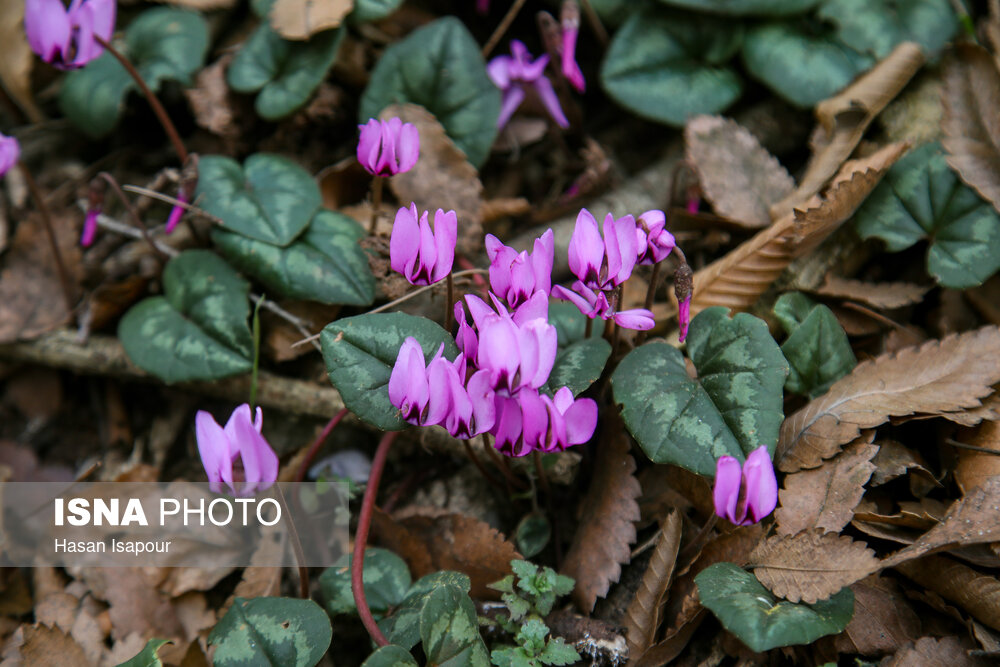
[561,413,641,612]
[0,0,42,122]
[883,635,991,667]
[384,103,484,256]
[813,275,930,310]
[685,115,795,227]
[748,531,879,604]
[4,367,62,422]
[834,575,921,657]
[185,56,240,140]
[75,568,185,641]
[942,43,1000,214]
[870,440,935,486]
[270,0,352,40]
[897,556,1000,634]
[955,421,1000,495]
[0,440,74,482]
[775,433,878,536]
[777,326,1000,472]
[622,510,682,658]
[156,0,237,7]
[17,624,89,666]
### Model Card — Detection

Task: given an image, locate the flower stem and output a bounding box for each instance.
[294,408,349,483]
[635,262,662,346]
[19,164,75,313]
[94,36,188,165]
[353,430,397,647]
[274,485,311,599]
[584,317,593,339]
[445,272,455,332]
[368,177,383,235]
[482,0,529,57]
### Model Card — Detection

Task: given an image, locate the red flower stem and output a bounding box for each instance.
[482,434,528,491]
[274,484,310,599]
[584,317,593,339]
[294,408,349,483]
[463,440,506,493]
[97,172,168,263]
[368,177,383,235]
[635,262,661,347]
[482,0,529,57]
[19,163,75,313]
[445,272,455,332]
[94,35,188,165]
[353,430,398,647]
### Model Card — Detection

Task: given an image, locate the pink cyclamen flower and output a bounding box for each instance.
[561,2,585,92]
[713,446,778,526]
[165,188,189,234]
[635,209,676,265]
[568,209,638,290]
[492,387,596,457]
[551,281,655,331]
[195,404,279,495]
[390,204,457,286]
[0,133,20,177]
[25,0,116,70]
[488,40,569,130]
[485,228,554,308]
[81,208,99,246]
[357,117,419,177]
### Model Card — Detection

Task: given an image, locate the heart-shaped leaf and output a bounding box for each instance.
[741,21,872,107]
[695,562,854,653]
[213,209,375,305]
[655,0,821,15]
[60,8,209,137]
[227,23,344,120]
[818,0,957,60]
[320,313,460,430]
[350,0,404,23]
[544,337,611,396]
[116,639,172,667]
[118,250,253,383]
[320,547,412,616]
[197,153,322,246]
[359,17,500,167]
[774,293,856,398]
[854,142,1000,288]
[612,307,789,476]
[514,512,551,559]
[420,583,490,667]
[361,646,419,667]
[380,571,473,651]
[601,7,744,126]
[209,597,332,667]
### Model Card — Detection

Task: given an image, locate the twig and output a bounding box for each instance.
[20,163,76,313]
[840,301,923,341]
[482,0,529,57]
[122,184,223,224]
[97,173,169,262]
[250,294,321,353]
[944,438,1000,456]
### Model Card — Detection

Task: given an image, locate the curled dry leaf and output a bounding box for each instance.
[870,439,934,487]
[622,510,682,659]
[748,531,879,604]
[561,414,641,613]
[684,115,794,228]
[942,43,1000,214]
[775,433,878,536]
[772,42,924,218]
[813,275,930,310]
[955,421,1000,495]
[777,326,1000,472]
[384,103,484,256]
[896,556,1000,635]
[834,575,921,657]
[685,142,906,319]
[883,635,992,667]
[270,0,352,41]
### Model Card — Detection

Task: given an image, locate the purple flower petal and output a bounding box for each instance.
[429,208,457,283]
[496,85,526,129]
[613,308,656,331]
[743,446,778,523]
[567,209,603,285]
[195,410,232,493]
[390,203,420,277]
[531,75,569,129]
[25,0,71,65]
[713,455,743,525]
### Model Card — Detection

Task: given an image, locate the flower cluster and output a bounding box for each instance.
[195,404,279,495]
[390,204,456,286]
[25,0,116,70]
[712,446,777,526]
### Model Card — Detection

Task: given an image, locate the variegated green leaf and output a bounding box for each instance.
[115,639,172,667]
[544,337,611,396]
[361,646,418,667]
[320,547,411,617]
[380,572,472,651]
[655,0,820,14]
[819,0,957,59]
[209,597,332,667]
[774,293,856,398]
[420,583,490,667]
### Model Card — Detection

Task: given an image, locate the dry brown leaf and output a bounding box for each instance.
[939,392,1000,427]
[686,142,906,318]
[955,421,1000,495]
[185,56,240,140]
[622,511,682,659]
[942,43,1000,213]
[685,115,795,227]
[813,275,929,310]
[16,624,89,666]
[561,414,641,612]
[896,556,1000,634]
[775,433,878,536]
[75,568,185,641]
[870,440,934,487]
[384,104,484,256]
[883,635,991,667]
[0,0,41,122]
[772,42,924,217]
[776,326,1000,472]
[834,575,921,657]
[270,0,352,40]
[748,531,879,604]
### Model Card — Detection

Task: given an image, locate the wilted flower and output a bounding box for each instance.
[390,204,457,286]
[674,262,693,342]
[551,281,655,331]
[635,209,676,265]
[357,117,419,177]
[195,404,279,495]
[561,1,585,93]
[713,446,778,526]
[165,189,189,235]
[0,133,20,177]
[25,0,116,70]
[488,40,569,130]
[485,228,554,308]
[567,209,638,290]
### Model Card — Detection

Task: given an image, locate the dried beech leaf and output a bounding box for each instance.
[561,415,641,612]
[772,42,924,218]
[623,510,682,658]
[955,421,1000,495]
[870,440,934,486]
[813,275,930,310]
[895,555,1000,635]
[270,0,352,40]
[748,531,879,604]
[685,115,794,227]
[942,43,1000,213]
[938,392,1000,427]
[775,433,878,536]
[883,635,991,667]
[834,575,921,657]
[16,624,90,666]
[777,326,1000,472]
[687,142,905,318]
[384,103,484,256]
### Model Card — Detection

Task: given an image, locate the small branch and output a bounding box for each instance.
[584,317,593,339]
[20,163,76,313]
[122,184,223,224]
[944,438,1000,456]
[482,0,529,57]
[250,294,322,353]
[97,173,169,262]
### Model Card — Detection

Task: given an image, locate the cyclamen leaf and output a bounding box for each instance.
[420,583,490,667]
[360,646,418,667]
[319,547,411,616]
[350,0,403,23]
[116,639,172,667]
[854,142,1000,288]
[209,597,332,667]
[774,292,856,397]
[544,337,611,397]
[819,0,957,60]
[379,572,472,651]
[118,250,253,383]
[655,0,821,14]
[359,17,499,167]
[612,308,788,476]
[601,7,744,127]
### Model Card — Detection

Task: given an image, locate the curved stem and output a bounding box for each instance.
[368,177,383,236]
[94,35,188,165]
[481,0,529,57]
[353,431,398,647]
[295,408,349,483]
[20,164,75,312]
